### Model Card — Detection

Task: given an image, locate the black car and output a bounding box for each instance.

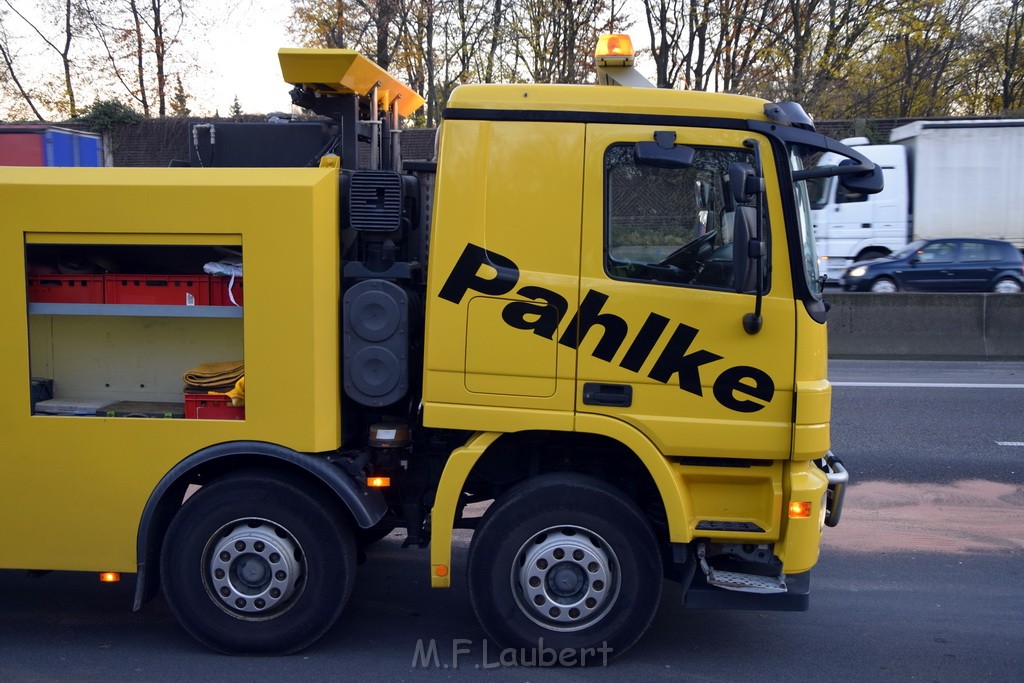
[839,238,1024,293]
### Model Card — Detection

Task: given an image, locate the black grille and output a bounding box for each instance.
[350,170,403,232]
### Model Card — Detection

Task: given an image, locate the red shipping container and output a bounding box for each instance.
[104,274,210,306]
[184,393,245,420]
[210,276,243,306]
[27,274,105,303]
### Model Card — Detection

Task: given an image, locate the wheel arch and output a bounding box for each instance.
[429,421,687,587]
[133,440,386,611]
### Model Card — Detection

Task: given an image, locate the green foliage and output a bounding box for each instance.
[76,99,143,132]
[229,95,242,118]
[170,76,191,117]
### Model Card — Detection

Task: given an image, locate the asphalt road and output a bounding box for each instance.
[1,360,1022,680]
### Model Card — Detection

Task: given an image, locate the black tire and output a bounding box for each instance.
[856,249,886,262]
[870,277,897,293]
[160,473,357,654]
[993,277,1022,294]
[467,473,662,661]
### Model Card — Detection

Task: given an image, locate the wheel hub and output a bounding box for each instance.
[205,518,304,617]
[512,525,619,632]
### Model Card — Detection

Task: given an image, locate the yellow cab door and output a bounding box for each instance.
[572,125,796,460]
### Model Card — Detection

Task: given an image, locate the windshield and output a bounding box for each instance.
[789,149,821,297]
[806,176,831,210]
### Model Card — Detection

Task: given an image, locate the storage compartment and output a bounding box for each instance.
[185,393,245,420]
[25,242,244,417]
[27,275,105,304]
[104,274,210,306]
[210,276,243,306]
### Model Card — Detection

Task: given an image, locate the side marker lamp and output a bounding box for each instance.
[367,476,391,488]
[788,501,812,518]
[99,572,121,582]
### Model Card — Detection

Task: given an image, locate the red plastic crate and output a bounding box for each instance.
[104,274,210,306]
[184,393,245,420]
[210,276,243,306]
[27,274,105,303]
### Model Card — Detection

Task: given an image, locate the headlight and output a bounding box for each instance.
[849,266,867,277]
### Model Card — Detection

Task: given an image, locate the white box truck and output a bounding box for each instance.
[811,119,1024,280]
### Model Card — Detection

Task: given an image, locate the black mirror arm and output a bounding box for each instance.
[742,138,765,335]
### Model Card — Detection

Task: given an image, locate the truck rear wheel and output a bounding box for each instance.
[467,473,662,661]
[160,473,357,654]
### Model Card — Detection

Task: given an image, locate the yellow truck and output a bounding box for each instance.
[0,37,872,656]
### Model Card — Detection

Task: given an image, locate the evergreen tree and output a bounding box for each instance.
[170,75,190,117]
[229,94,242,118]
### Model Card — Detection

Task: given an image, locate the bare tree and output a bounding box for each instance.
[2,0,81,117]
[0,10,46,119]
[507,0,611,83]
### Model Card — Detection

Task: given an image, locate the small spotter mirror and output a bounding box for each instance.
[635,131,695,169]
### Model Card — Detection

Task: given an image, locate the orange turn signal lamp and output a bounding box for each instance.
[99,572,121,583]
[788,501,812,518]
[367,476,391,488]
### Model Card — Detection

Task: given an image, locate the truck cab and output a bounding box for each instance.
[810,139,908,280]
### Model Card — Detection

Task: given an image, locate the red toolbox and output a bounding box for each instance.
[104,274,210,306]
[185,393,245,420]
[27,274,105,303]
[210,276,243,306]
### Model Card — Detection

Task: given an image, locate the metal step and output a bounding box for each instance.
[704,567,787,594]
[697,544,787,594]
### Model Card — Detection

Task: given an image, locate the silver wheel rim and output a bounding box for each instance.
[994,279,1021,294]
[510,525,620,632]
[203,517,305,620]
[871,279,896,293]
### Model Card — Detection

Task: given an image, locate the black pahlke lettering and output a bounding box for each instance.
[438,243,775,412]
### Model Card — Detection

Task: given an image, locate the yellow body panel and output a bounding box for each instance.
[0,167,342,571]
[422,119,585,431]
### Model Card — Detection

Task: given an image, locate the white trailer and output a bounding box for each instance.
[812,119,1024,280]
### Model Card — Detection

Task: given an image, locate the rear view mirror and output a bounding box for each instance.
[728,162,762,205]
[732,205,761,295]
[838,160,884,195]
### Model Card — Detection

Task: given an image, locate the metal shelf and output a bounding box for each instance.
[28,303,243,318]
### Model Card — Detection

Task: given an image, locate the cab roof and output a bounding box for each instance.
[444,83,772,123]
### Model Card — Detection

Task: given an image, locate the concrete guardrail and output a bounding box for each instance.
[825,292,1024,360]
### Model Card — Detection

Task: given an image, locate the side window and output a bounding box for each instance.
[919,241,957,263]
[604,143,763,291]
[959,241,994,263]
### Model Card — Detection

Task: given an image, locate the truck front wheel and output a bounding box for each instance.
[160,473,357,654]
[467,473,662,660]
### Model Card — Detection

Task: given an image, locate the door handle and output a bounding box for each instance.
[861,223,871,228]
[583,383,632,407]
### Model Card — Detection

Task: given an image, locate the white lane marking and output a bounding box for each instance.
[832,382,1024,389]
[996,442,1024,447]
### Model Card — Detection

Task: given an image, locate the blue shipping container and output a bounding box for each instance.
[43,128,103,167]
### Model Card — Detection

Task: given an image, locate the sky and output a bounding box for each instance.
[2,1,655,120]
[194,1,655,117]
[193,2,297,116]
